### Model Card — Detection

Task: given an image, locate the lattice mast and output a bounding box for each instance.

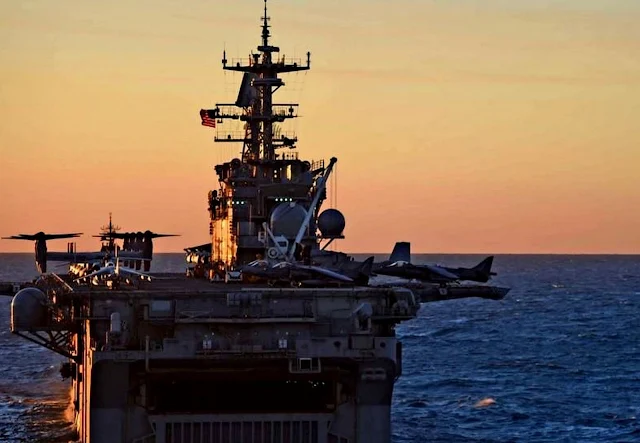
[201,0,311,163]
[96,212,121,255]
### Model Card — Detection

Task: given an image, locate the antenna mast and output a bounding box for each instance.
[200,0,312,163]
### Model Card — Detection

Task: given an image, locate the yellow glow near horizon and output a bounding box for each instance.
[1,0,639,254]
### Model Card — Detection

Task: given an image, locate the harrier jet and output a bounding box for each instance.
[375,242,497,284]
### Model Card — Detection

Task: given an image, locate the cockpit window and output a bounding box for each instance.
[247,260,268,268]
[389,261,409,267]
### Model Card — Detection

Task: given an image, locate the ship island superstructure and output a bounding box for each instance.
[7,3,427,443]
[191,1,343,279]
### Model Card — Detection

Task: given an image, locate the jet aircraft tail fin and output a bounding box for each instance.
[389,242,411,263]
[359,256,375,276]
[472,256,496,276]
[353,256,375,285]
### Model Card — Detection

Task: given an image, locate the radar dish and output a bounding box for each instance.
[11,288,48,331]
[270,203,307,239]
[318,209,345,238]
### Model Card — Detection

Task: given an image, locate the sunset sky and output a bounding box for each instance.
[1,0,639,254]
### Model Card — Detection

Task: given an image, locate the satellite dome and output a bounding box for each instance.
[11,287,48,332]
[318,209,345,237]
[270,202,307,238]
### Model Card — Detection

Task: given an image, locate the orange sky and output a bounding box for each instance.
[1,0,639,254]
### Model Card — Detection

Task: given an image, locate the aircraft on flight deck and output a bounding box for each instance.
[373,242,497,284]
[1,213,178,275]
[240,256,375,287]
[74,256,153,287]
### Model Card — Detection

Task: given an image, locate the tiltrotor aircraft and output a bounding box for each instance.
[1,213,177,275]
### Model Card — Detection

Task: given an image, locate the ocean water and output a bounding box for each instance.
[1,253,639,442]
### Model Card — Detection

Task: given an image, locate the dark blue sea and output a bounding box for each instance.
[1,253,639,442]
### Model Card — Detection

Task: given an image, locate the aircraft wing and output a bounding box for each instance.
[184,243,212,253]
[240,266,267,277]
[118,267,153,280]
[75,267,113,281]
[117,252,146,259]
[297,264,354,282]
[47,252,105,262]
[422,264,459,280]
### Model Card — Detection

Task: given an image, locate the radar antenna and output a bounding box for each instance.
[262,0,270,48]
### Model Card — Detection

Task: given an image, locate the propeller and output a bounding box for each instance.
[1,232,82,274]
[2,232,82,241]
[116,231,178,239]
[93,230,180,272]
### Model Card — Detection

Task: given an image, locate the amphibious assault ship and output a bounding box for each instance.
[4,2,507,442]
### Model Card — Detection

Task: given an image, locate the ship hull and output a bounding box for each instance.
[76,356,399,443]
[22,280,421,443]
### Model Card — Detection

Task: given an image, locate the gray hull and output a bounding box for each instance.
[13,277,419,443]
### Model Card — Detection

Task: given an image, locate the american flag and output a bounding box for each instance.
[200,109,216,128]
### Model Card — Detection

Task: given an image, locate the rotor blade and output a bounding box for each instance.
[117,252,148,260]
[43,233,83,239]
[108,232,180,239]
[140,232,180,238]
[100,233,128,239]
[2,233,82,240]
